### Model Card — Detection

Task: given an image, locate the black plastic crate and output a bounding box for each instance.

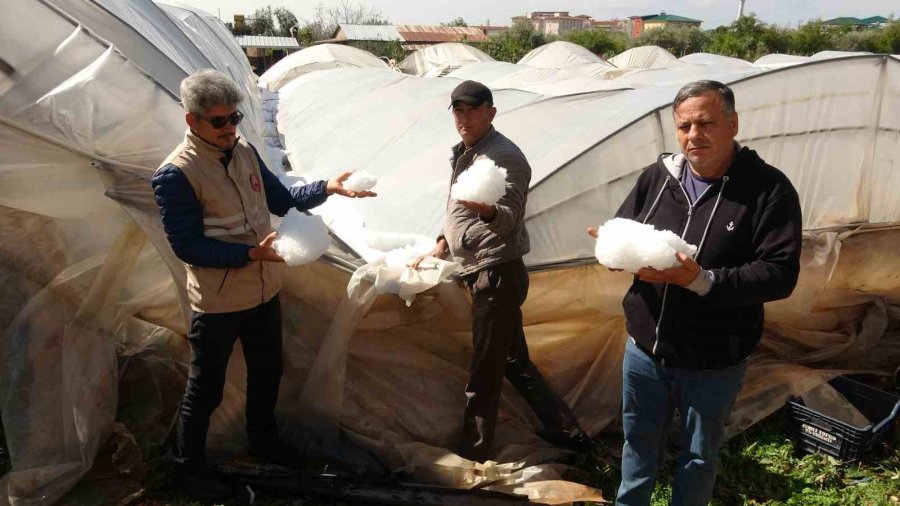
[786,375,900,461]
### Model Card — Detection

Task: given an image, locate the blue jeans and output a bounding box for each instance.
[616,339,747,506]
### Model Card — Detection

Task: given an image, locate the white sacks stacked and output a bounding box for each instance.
[274,210,332,266]
[343,171,378,192]
[450,158,507,205]
[594,218,697,272]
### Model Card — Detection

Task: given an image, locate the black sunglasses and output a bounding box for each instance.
[200,110,244,129]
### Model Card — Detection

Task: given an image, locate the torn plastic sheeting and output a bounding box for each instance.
[0,223,147,505]
[394,443,604,504]
[297,257,461,442]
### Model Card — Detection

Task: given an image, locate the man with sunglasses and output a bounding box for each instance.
[151,69,374,500]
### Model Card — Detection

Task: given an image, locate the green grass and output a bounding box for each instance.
[565,409,900,506]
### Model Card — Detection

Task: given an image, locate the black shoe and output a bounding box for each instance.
[173,468,231,501]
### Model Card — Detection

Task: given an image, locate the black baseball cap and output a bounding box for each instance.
[450,80,493,108]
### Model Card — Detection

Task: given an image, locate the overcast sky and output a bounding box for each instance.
[178,0,897,30]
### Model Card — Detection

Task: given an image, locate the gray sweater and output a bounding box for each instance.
[441,127,531,276]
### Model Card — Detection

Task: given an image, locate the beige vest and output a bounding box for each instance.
[159,131,282,313]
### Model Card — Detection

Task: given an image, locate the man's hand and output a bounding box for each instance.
[327,171,378,198]
[458,200,496,220]
[249,231,285,263]
[637,252,700,286]
[410,239,448,270]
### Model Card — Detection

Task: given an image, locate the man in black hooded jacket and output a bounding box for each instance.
[591,80,802,506]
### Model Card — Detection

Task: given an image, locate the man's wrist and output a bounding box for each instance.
[685,269,714,295]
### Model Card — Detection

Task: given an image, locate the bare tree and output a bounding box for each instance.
[302,0,390,41]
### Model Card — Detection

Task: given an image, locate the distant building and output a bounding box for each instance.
[395,25,489,50]
[233,35,301,74]
[629,12,702,38]
[330,24,404,43]
[324,24,488,52]
[512,11,593,36]
[823,16,890,29]
[472,25,508,37]
[591,18,631,35]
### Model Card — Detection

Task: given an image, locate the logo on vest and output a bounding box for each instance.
[726,221,735,231]
[249,173,261,192]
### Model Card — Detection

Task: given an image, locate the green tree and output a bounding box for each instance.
[706,14,791,61]
[873,21,900,53]
[443,17,467,27]
[631,25,710,56]
[562,29,628,58]
[789,20,837,55]
[273,7,299,38]
[474,20,547,63]
[296,25,316,47]
[248,6,276,36]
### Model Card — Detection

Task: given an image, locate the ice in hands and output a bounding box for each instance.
[450,158,507,205]
[274,210,331,266]
[343,171,378,192]
[593,218,697,272]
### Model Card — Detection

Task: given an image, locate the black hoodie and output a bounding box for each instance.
[616,146,802,370]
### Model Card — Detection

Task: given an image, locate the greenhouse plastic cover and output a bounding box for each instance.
[258,43,388,91]
[518,40,620,78]
[609,45,682,69]
[2,0,900,501]
[398,42,495,77]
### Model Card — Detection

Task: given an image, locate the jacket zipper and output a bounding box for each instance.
[650,176,727,359]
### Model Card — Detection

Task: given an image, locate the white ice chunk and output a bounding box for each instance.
[593,218,697,273]
[450,158,507,205]
[343,171,378,192]
[263,123,279,138]
[274,210,331,266]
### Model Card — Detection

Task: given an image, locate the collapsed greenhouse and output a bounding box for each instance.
[2,1,900,504]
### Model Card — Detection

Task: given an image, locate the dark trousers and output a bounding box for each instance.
[460,259,582,460]
[174,295,283,470]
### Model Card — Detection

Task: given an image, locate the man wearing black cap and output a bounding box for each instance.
[412,80,591,461]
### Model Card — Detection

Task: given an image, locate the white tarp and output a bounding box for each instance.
[276,54,900,266]
[518,40,620,78]
[258,43,388,91]
[609,45,683,69]
[398,42,495,78]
